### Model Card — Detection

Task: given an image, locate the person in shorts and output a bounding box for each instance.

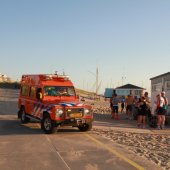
[160,91,168,129]
[137,96,147,128]
[111,94,119,119]
[125,94,134,119]
[156,93,166,129]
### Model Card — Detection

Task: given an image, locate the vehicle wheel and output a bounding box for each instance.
[78,123,92,132]
[42,116,55,134]
[20,108,29,123]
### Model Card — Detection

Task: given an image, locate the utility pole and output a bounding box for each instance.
[96,67,98,95]
[88,67,99,97]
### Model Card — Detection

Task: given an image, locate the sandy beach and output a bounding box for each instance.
[84,99,170,170]
[92,128,170,170]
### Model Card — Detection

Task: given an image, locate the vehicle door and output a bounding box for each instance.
[27,86,37,116]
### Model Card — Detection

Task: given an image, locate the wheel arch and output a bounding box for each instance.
[42,111,51,118]
[18,105,25,118]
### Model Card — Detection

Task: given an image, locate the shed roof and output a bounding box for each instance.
[150,72,170,80]
[116,84,144,90]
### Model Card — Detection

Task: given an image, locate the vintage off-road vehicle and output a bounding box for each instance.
[18,74,93,134]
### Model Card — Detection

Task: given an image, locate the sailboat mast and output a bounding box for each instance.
[96,67,98,95]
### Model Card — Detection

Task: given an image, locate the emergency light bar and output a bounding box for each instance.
[43,74,70,81]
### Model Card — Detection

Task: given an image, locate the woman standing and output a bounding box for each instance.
[137,96,147,128]
[156,92,168,129]
[156,94,165,129]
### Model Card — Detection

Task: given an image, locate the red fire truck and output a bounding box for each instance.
[18,74,93,134]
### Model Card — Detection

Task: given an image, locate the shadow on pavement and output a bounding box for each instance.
[0,118,83,136]
[0,119,43,136]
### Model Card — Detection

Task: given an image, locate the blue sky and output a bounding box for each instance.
[0,0,170,94]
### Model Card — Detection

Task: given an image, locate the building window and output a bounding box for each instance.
[151,83,162,92]
[134,90,141,96]
[166,81,170,90]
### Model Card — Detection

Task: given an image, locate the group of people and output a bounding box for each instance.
[110,93,146,121]
[110,91,168,129]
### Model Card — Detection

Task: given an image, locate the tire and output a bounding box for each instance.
[41,116,55,134]
[20,108,30,123]
[78,123,92,132]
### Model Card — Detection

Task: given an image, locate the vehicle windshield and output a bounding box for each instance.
[44,86,76,96]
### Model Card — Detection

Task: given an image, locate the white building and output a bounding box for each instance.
[150,72,170,111]
[104,84,145,98]
[115,84,145,98]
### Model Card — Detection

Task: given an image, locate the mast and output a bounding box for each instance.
[96,67,98,95]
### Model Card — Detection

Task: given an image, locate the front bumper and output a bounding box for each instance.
[54,118,93,127]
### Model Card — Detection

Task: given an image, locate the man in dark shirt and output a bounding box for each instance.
[112,94,120,119]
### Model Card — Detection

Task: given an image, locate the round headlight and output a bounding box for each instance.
[56,109,64,116]
[84,109,89,114]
